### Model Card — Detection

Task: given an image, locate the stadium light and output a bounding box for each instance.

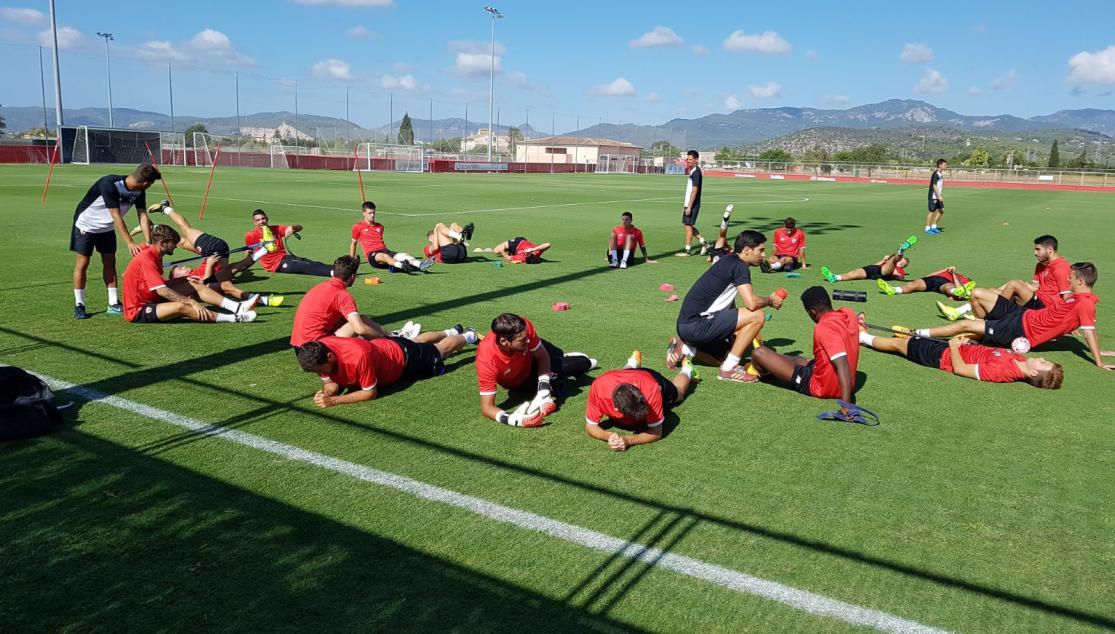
[483,6,502,163]
[96,32,115,128]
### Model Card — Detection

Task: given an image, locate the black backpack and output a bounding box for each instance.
[0,367,64,442]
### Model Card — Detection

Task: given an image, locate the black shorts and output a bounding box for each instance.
[605,250,636,265]
[440,243,467,264]
[775,255,800,269]
[861,265,886,280]
[928,199,944,212]
[515,339,575,393]
[983,295,1027,348]
[507,237,528,255]
[367,249,398,270]
[906,338,948,370]
[790,360,816,396]
[1024,295,1046,310]
[920,276,950,294]
[194,233,230,259]
[70,226,116,256]
[634,368,680,406]
[681,204,701,227]
[393,337,446,380]
[677,309,739,360]
[129,303,162,324]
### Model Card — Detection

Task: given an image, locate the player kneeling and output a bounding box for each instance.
[585,351,697,451]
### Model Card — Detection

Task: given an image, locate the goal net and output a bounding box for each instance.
[354,143,425,173]
[596,154,637,174]
[193,132,217,167]
[270,144,290,169]
[160,132,186,166]
[64,126,160,165]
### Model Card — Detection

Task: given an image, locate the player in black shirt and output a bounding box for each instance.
[926,159,946,234]
[675,150,710,257]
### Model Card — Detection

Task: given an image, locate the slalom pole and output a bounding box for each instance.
[163,241,271,268]
[199,143,221,220]
[144,141,176,207]
[353,145,366,202]
[41,141,60,203]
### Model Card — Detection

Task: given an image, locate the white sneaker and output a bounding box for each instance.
[619,260,627,269]
[235,310,258,323]
[609,260,619,268]
[401,322,421,340]
[238,294,260,314]
[699,243,708,256]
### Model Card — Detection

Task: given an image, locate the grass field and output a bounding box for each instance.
[2,164,1114,633]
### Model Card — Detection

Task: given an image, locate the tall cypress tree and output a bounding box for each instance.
[1048,140,1060,168]
[398,113,414,145]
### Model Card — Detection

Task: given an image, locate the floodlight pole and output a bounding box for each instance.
[96,32,114,127]
[484,6,502,162]
[48,0,63,128]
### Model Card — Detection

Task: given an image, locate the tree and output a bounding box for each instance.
[714,146,734,162]
[832,150,854,162]
[426,138,461,153]
[1048,139,1060,168]
[469,144,489,156]
[1066,149,1094,170]
[508,125,522,154]
[397,113,414,145]
[801,146,830,163]
[965,146,990,168]
[184,123,208,148]
[0,114,6,133]
[849,144,888,163]
[758,149,794,163]
[646,140,680,157]
[28,126,55,138]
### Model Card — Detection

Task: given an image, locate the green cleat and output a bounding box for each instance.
[900,235,917,252]
[936,300,962,321]
[821,266,836,283]
[682,357,700,383]
[877,278,896,296]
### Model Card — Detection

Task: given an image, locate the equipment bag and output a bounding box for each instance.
[0,367,64,442]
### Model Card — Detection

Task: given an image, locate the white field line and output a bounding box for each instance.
[29,370,952,634]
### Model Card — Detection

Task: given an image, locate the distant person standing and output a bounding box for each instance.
[926,159,947,234]
[676,150,709,257]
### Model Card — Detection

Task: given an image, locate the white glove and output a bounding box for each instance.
[529,390,556,417]
[504,402,544,427]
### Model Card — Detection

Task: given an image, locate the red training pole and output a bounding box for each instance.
[144,141,175,207]
[199,143,221,220]
[41,141,60,203]
[353,145,366,202]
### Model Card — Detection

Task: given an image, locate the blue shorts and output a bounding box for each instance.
[681,204,701,227]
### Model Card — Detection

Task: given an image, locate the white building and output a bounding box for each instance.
[515,136,641,164]
[461,128,510,153]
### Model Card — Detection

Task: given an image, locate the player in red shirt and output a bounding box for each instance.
[493,237,551,264]
[878,265,975,300]
[761,217,806,273]
[749,287,860,418]
[910,262,1115,370]
[939,235,1072,321]
[290,256,395,347]
[860,331,1062,388]
[245,209,333,277]
[295,327,477,409]
[423,221,474,265]
[123,225,258,324]
[821,235,916,284]
[350,202,434,273]
[584,351,697,451]
[476,314,596,427]
[607,212,657,269]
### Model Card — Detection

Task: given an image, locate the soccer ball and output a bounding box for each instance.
[1011,337,1031,354]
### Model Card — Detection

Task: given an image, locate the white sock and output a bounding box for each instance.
[771,262,782,270]
[107,288,119,305]
[720,220,729,230]
[915,329,931,338]
[252,248,267,261]
[622,249,630,262]
[448,230,462,240]
[74,289,85,306]
[680,343,696,356]
[624,356,639,369]
[444,327,459,336]
[721,353,741,372]
[220,298,238,312]
[329,269,334,276]
[835,274,843,281]
[859,332,876,347]
[680,363,693,377]
[894,288,904,295]
[258,294,270,304]
[684,245,692,252]
[931,224,938,229]
[926,225,931,232]
[958,303,972,315]
[699,237,708,245]
[215,313,235,323]
[394,253,408,264]
[463,330,478,344]
[610,249,618,262]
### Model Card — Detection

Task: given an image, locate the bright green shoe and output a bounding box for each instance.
[682,358,700,383]
[877,278,896,296]
[963,280,977,296]
[936,300,962,321]
[821,266,836,283]
[900,235,917,252]
[267,295,285,307]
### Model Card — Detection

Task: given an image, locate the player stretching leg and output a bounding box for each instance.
[246,209,334,277]
[424,222,474,265]
[706,204,736,263]
[878,266,976,300]
[822,236,915,283]
[351,201,434,273]
[584,351,697,451]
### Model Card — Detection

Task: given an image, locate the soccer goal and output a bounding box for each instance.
[160,131,186,166]
[64,126,161,165]
[270,144,290,169]
[193,132,217,167]
[354,143,425,173]
[596,154,637,174]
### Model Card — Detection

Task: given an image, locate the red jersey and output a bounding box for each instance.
[509,240,538,264]
[122,244,167,321]
[937,344,1025,383]
[245,224,289,272]
[881,256,906,280]
[809,307,860,399]
[926,268,971,286]
[612,225,645,248]
[368,338,407,387]
[773,227,805,258]
[290,277,359,347]
[475,317,542,394]
[1033,257,1071,307]
[585,370,665,428]
[187,261,224,279]
[423,244,443,263]
[318,336,377,391]
[1022,292,1099,347]
[351,221,388,255]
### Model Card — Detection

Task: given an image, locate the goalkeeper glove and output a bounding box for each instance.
[530,379,557,417]
[498,402,544,428]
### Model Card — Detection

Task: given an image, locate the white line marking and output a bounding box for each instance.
[26,369,951,634]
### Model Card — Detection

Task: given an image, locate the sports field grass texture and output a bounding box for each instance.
[1,164,1114,633]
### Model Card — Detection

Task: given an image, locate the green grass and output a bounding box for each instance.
[2,164,1114,633]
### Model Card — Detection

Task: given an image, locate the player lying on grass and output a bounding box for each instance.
[584,351,697,452]
[705,205,736,264]
[859,329,1063,389]
[477,314,596,427]
[821,236,915,283]
[296,327,478,409]
[71,163,160,320]
[424,221,474,264]
[668,230,783,383]
[607,212,657,269]
[167,254,279,309]
[246,209,334,277]
[939,235,1071,321]
[748,287,860,418]
[760,217,806,273]
[350,201,435,273]
[123,225,257,324]
[905,263,1115,370]
[493,237,551,264]
[878,265,976,300]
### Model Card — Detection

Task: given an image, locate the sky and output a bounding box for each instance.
[1,0,1113,131]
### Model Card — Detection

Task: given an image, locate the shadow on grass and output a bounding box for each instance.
[731,216,863,236]
[0,432,645,634]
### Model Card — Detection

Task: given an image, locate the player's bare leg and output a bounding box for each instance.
[835,267,869,281]
[898,279,928,294]
[334,315,389,339]
[1000,279,1036,306]
[749,345,811,382]
[608,233,620,267]
[714,309,768,379]
[101,252,118,296]
[671,368,694,403]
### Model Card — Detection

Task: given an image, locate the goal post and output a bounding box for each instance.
[69,125,89,165]
[159,131,186,166]
[354,143,425,173]
[61,125,161,166]
[193,132,216,167]
[270,144,290,169]
[596,154,636,174]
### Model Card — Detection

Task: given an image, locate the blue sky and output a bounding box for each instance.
[1,0,1113,130]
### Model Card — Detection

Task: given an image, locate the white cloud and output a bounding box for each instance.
[188,29,256,66]
[448,39,506,55]
[692,44,709,55]
[1067,46,1115,85]
[989,69,1016,90]
[588,77,636,97]
[37,26,84,49]
[378,73,428,91]
[747,81,782,99]
[294,0,396,6]
[821,94,849,105]
[630,26,683,49]
[643,92,661,103]
[136,40,191,63]
[313,58,355,80]
[0,7,46,24]
[346,25,379,39]
[899,43,933,64]
[447,39,505,79]
[966,86,981,96]
[804,50,818,60]
[723,30,791,54]
[914,68,947,94]
[505,71,534,90]
[725,95,742,110]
